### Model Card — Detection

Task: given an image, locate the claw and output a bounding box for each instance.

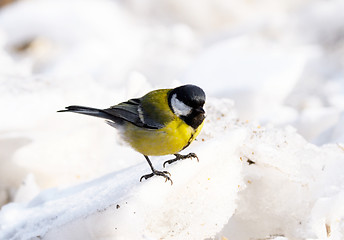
[140,173,153,182]
[163,161,170,168]
[140,170,173,185]
[163,153,199,167]
[141,155,173,185]
[188,153,199,162]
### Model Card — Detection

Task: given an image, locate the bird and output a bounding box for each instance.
[58,84,206,184]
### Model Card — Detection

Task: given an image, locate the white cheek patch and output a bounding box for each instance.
[171,93,192,117]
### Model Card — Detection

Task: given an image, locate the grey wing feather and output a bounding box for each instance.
[103,98,164,129]
[141,111,165,129]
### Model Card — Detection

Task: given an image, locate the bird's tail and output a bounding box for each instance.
[58,105,116,122]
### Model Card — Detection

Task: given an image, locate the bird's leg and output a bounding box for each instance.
[163,153,199,168]
[140,155,173,185]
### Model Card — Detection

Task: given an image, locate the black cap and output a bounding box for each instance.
[169,84,206,108]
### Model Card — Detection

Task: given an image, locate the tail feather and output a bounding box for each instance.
[58,105,117,122]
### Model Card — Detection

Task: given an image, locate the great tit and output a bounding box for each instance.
[58,84,206,184]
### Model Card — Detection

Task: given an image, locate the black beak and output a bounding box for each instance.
[195,106,205,114]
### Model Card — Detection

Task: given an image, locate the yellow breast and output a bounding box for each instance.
[122,118,204,156]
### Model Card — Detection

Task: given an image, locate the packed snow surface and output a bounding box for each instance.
[1,0,344,239]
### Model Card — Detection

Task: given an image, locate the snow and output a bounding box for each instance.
[0,103,243,239]
[1,0,344,239]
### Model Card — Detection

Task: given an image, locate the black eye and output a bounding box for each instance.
[193,99,205,108]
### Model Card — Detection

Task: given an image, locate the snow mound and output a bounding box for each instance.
[1,99,343,240]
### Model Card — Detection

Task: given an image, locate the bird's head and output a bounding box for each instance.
[168,84,206,129]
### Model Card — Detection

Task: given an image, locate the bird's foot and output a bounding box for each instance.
[140,170,173,185]
[163,153,199,168]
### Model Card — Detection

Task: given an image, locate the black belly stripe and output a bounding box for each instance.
[182,132,195,150]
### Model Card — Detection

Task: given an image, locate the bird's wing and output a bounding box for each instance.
[103,98,165,129]
[140,88,174,128]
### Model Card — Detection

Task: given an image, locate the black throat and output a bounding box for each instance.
[180,111,205,129]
